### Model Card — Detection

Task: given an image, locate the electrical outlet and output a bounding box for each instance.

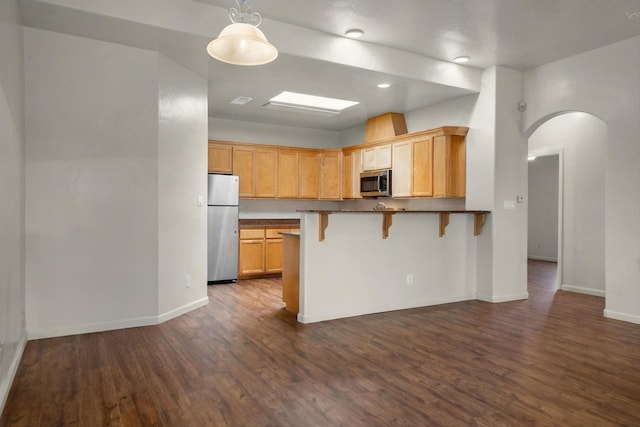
[406,274,413,286]
[197,195,204,207]
[185,274,191,288]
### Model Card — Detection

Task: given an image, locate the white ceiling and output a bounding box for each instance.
[20,0,640,131]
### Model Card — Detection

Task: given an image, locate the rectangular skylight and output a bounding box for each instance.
[268,91,359,112]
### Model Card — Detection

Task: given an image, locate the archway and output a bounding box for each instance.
[525,111,607,298]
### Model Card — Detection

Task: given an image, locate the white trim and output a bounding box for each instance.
[0,336,27,414]
[561,285,605,297]
[297,293,475,324]
[527,255,558,262]
[157,297,210,324]
[476,292,529,303]
[27,297,210,340]
[603,309,640,325]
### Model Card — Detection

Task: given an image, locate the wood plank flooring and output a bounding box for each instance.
[2,260,640,426]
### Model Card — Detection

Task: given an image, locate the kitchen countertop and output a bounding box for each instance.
[297,209,490,214]
[239,218,301,227]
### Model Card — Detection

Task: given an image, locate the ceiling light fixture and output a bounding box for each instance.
[207,0,278,66]
[263,91,359,116]
[377,83,391,89]
[528,156,537,161]
[452,56,470,64]
[344,29,364,38]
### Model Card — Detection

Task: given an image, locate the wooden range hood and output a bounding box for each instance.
[364,112,408,143]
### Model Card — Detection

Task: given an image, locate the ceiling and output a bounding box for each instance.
[20,0,640,131]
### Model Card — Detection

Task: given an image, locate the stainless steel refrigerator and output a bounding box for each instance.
[207,174,239,283]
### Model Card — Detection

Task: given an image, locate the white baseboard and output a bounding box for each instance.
[603,309,640,325]
[157,297,210,324]
[0,336,27,415]
[561,284,605,297]
[28,297,210,340]
[476,292,529,303]
[527,256,558,262]
[297,293,475,324]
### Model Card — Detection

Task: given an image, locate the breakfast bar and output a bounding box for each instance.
[285,210,491,324]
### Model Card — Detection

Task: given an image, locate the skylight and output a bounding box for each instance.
[268,91,359,112]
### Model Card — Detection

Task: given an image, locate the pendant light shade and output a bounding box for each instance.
[207,22,278,66]
[207,0,278,66]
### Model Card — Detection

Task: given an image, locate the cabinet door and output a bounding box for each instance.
[376,144,392,170]
[238,239,265,275]
[392,140,412,197]
[277,149,299,198]
[362,144,392,171]
[208,143,233,174]
[232,147,255,198]
[433,135,465,198]
[412,137,433,196]
[265,239,284,273]
[320,151,342,199]
[362,147,377,171]
[298,151,319,199]
[342,150,354,199]
[255,149,278,198]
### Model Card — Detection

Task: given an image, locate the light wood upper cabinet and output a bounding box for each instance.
[412,136,433,197]
[392,140,412,197]
[362,144,392,171]
[277,149,299,198]
[211,126,466,201]
[255,148,278,198]
[433,135,465,198]
[208,143,233,174]
[342,148,362,199]
[319,150,342,200]
[298,151,320,199]
[232,147,255,197]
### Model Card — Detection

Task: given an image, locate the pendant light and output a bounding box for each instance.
[207,0,278,66]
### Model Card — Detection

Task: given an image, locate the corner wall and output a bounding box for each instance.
[157,55,209,318]
[24,28,160,338]
[0,0,26,412]
[524,36,640,323]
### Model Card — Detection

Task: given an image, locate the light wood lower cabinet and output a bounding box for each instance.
[238,228,266,276]
[238,226,299,278]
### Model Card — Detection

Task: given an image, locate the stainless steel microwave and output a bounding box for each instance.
[360,169,392,197]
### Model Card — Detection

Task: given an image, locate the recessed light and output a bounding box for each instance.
[627,9,640,20]
[344,29,364,38]
[528,156,537,161]
[377,83,391,89]
[453,56,470,64]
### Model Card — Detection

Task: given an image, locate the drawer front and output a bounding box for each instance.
[240,228,265,239]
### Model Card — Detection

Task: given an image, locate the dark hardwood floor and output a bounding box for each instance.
[2,260,640,426]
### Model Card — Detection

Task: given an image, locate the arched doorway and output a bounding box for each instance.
[525,112,607,297]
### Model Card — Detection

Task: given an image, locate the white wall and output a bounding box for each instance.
[209,117,341,148]
[527,155,559,262]
[529,113,606,295]
[298,212,476,323]
[0,0,26,412]
[524,36,640,323]
[157,55,209,317]
[24,28,160,338]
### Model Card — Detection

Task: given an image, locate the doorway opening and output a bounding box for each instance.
[525,111,607,298]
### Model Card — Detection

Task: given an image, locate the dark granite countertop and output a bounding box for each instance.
[239,218,301,227]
